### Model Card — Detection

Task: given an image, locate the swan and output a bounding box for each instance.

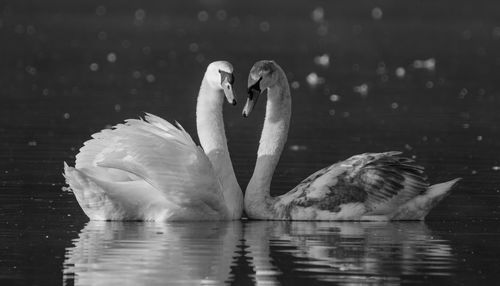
[241,60,460,221]
[63,61,243,221]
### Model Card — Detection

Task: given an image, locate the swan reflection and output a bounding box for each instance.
[64,221,454,285]
[245,221,455,285]
[63,221,242,285]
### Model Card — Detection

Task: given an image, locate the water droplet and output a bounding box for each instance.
[353,83,369,97]
[412,58,435,71]
[259,21,270,32]
[26,66,37,75]
[195,53,205,63]
[477,135,483,141]
[132,71,141,79]
[107,52,117,63]
[306,72,324,87]
[395,67,406,78]
[314,54,330,67]
[189,43,199,53]
[114,104,121,112]
[197,11,209,22]
[89,63,99,71]
[371,7,383,20]
[135,9,146,21]
[492,166,500,171]
[289,145,308,151]
[311,7,324,23]
[146,74,156,83]
[216,10,227,21]
[291,81,300,89]
[425,81,434,89]
[329,94,340,102]
[391,102,399,109]
[63,113,70,119]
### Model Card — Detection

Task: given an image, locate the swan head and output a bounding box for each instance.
[206,61,237,105]
[242,60,281,117]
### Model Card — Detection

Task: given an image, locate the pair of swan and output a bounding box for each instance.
[63,60,460,221]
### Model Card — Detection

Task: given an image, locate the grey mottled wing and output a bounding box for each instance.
[277,152,428,214]
[345,152,429,213]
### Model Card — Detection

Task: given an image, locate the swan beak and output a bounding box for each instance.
[243,78,262,117]
[222,82,237,106]
[220,70,236,105]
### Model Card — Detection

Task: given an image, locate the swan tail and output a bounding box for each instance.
[390,178,461,220]
[63,162,115,220]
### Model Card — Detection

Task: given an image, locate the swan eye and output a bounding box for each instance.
[248,77,262,100]
[219,70,235,85]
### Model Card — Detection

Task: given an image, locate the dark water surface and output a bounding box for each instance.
[1,0,500,285]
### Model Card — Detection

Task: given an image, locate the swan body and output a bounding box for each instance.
[242,60,460,221]
[64,61,243,221]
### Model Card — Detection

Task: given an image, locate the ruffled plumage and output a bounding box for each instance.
[271,152,459,220]
[64,113,229,221]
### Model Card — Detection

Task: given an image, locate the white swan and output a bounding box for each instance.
[63,61,243,221]
[242,60,460,221]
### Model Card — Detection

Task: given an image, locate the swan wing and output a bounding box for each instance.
[347,152,429,213]
[71,113,227,217]
[278,152,428,215]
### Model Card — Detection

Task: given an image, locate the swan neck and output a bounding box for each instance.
[197,77,226,154]
[196,76,243,219]
[245,70,291,218]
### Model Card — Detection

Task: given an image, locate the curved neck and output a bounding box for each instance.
[245,69,291,219]
[196,76,243,219]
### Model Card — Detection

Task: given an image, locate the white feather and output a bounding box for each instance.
[64,115,229,221]
[65,61,243,221]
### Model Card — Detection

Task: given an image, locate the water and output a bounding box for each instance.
[1,0,500,284]
[60,221,462,285]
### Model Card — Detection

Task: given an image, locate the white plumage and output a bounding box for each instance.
[64,61,243,221]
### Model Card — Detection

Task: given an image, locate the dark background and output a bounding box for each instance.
[1,1,500,284]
